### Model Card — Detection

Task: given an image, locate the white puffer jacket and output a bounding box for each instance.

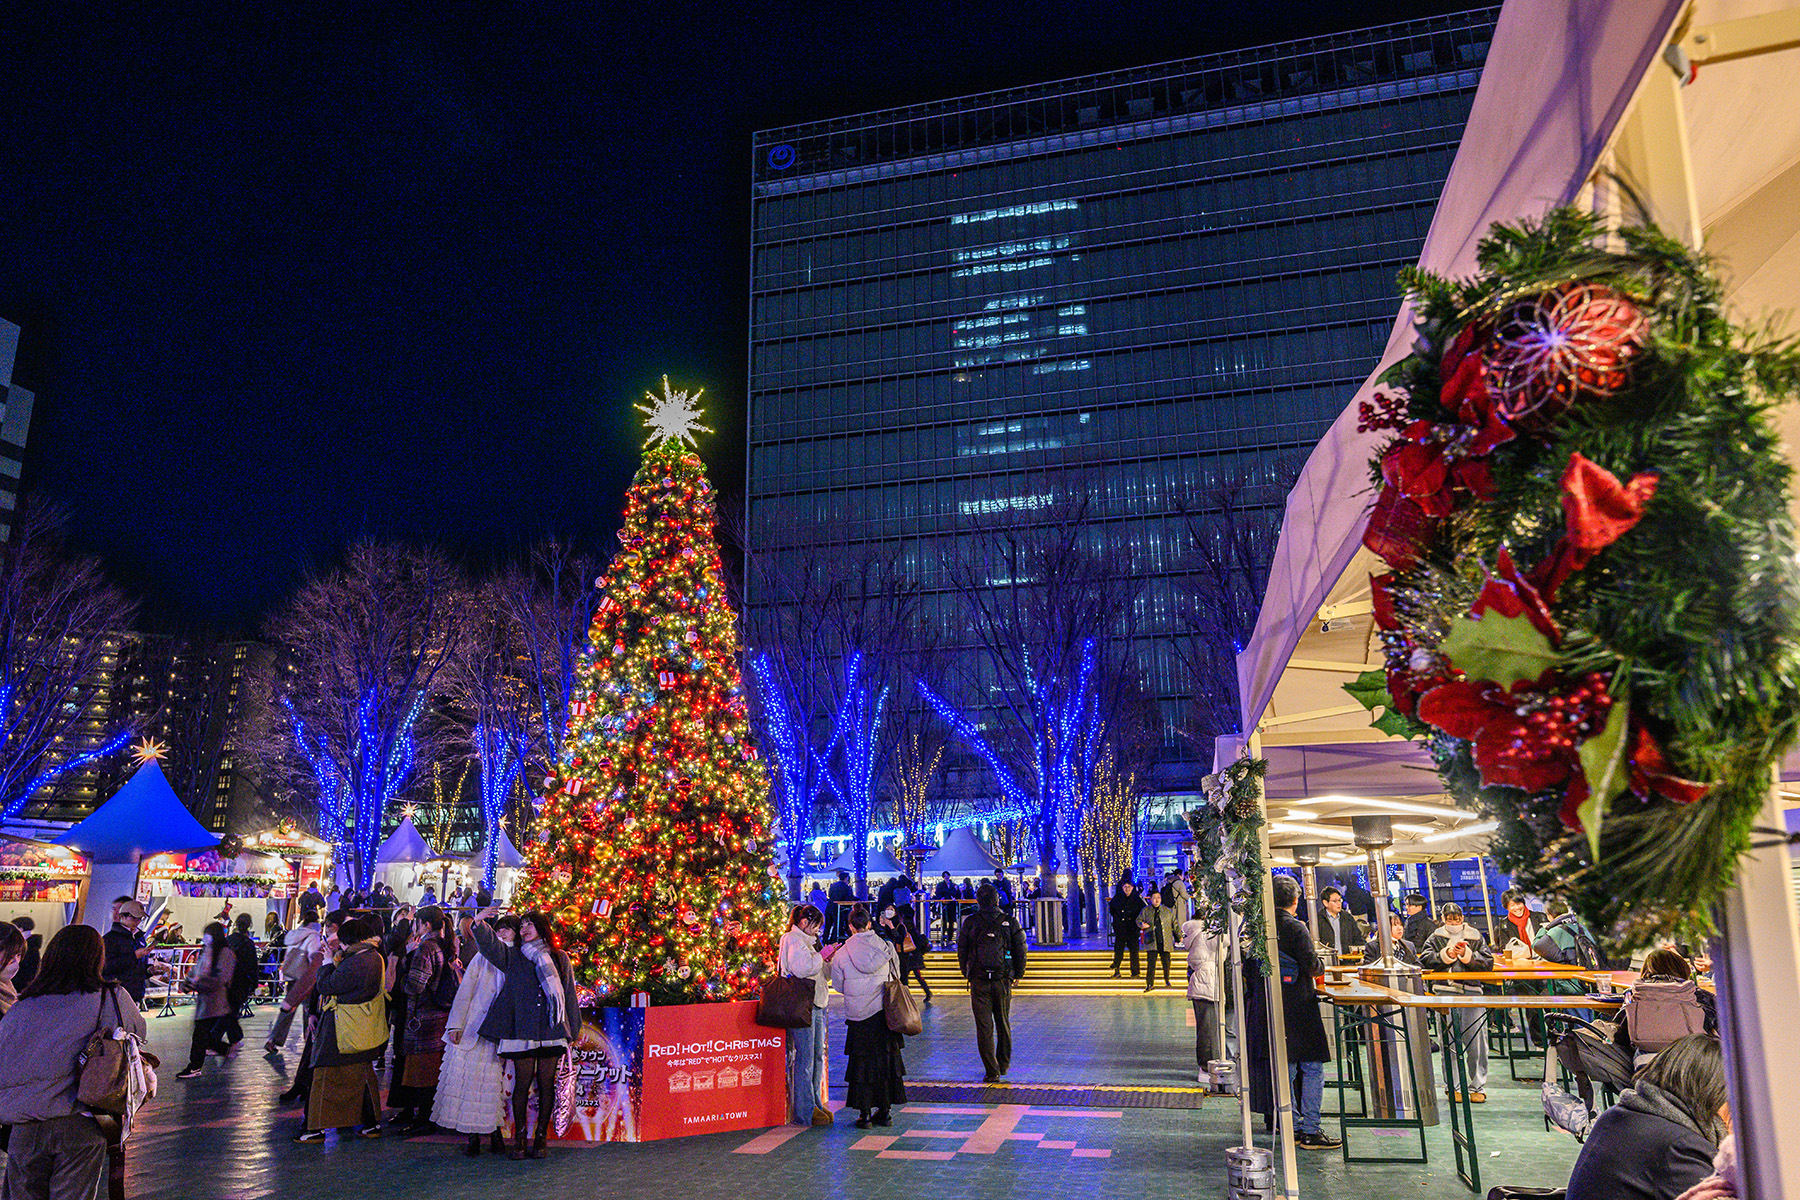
[1180,918,1222,1002]
[829,931,897,1022]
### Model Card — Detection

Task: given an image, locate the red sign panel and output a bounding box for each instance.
[637,1000,787,1140]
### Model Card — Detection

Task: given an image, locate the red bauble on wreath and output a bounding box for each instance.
[1482,282,1647,428]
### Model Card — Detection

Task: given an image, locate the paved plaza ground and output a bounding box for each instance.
[129,994,1581,1199]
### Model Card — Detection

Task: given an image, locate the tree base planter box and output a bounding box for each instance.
[505,998,787,1143]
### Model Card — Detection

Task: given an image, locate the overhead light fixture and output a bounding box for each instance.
[1290,796,1481,822]
[1270,820,1356,840]
[1419,820,1498,844]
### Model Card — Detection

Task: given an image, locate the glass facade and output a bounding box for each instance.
[746,9,1498,799]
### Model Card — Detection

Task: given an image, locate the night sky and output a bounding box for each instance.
[2,0,1475,630]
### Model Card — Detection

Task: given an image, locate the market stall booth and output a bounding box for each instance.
[0,834,88,939]
[357,814,437,901]
[53,758,221,930]
[464,825,526,903]
[1228,3,1800,1194]
[138,844,287,938]
[241,823,333,919]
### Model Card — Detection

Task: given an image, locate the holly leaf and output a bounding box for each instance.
[1576,692,1631,861]
[1440,609,1561,690]
[1343,670,1424,740]
[1343,669,1391,711]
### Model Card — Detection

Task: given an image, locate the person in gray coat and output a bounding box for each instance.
[468,909,580,1161]
[0,925,146,1200]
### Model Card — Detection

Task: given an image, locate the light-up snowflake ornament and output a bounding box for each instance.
[636,375,713,448]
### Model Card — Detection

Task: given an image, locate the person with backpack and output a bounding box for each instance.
[1617,947,1715,1069]
[391,906,457,1135]
[1534,896,1602,967]
[268,906,323,1053]
[224,912,261,1048]
[297,914,387,1143]
[956,882,1027,1083]
[0,925,146,1200]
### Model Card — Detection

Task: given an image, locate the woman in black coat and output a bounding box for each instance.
[1566,1034,1729,1200]
[467,909,581,1161]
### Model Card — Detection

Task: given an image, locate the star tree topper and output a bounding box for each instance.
[637,375,713,448]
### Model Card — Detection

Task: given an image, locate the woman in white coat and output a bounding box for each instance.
[433,913,519,1155]
[829,906,906,1128]
[1180,907,1223,1087]
[777,904,832,1127]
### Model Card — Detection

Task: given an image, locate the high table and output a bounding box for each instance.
[1319,979,1622,1194]
[1421,964,1613,1082]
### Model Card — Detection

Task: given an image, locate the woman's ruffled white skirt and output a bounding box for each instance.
[432,1036,509,1133]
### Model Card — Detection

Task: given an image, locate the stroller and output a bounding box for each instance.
[1540,1012,1633,1139]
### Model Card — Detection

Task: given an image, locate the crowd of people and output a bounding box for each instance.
[0,864,1743,1199]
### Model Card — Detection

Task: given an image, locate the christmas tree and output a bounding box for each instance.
[520,378,785,1003]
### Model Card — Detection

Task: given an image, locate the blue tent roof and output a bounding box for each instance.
[55,759,221,862]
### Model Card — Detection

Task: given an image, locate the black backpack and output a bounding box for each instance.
[968,911,1015,979]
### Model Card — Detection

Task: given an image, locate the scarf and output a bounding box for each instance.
[1621,1080,1727,1149]
[523,938,568,1037]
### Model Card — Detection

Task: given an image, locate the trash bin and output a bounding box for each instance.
[1359,962,1439,1126]
[1034,897,1065,946]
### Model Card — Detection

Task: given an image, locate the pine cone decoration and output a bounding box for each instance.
[1483,283,1646,429]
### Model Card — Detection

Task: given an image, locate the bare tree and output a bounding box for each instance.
[242,542,469,888]
[1173,472,1287,757]
[919,491,1155,930]
[0,501,140,820]
[447,585,537,887]
[490,540,600,801]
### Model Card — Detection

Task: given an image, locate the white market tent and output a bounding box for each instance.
[919,825,1000,877]
[1233,2,1800,1194]
[352,816,438,900]
[828,841,903,879]
[465,826,527,901]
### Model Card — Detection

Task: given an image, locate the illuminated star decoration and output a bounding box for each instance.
[131,737,168,766]
[636,375,712,448]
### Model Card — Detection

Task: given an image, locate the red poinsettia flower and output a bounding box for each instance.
[1371,573,1399,631]
[1557,722,1712,831]
[1440,323,1517,454]
[1531,452,1660,597]
[1418,677,1573,793]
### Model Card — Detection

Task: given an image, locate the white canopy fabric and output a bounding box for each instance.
[1234,3,1800,1193]
[464,826,525,871]
[373,816,436,865]
[919,826,999,877]
[828,842,903,877]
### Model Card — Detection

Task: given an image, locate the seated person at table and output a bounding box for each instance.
[1500,888,1543,955]
[1615,947,1715,1068]
[1367,912,1420,965]
[1421,903,1495,1103]
[1316,887,1359,957]
[1534,896,1602,968]
[1566,1033,1728,1200]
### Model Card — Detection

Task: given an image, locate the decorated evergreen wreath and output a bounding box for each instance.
[1347,209,1800,946]
[1189,755,1271,972]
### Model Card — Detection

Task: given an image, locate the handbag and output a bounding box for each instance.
[324,987,390,1056]
[883,957,922,1036]
[78,988,160,1118]
[756,974,815,1029]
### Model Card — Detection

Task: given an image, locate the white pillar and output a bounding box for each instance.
[1712,785,1800,1200]
[1249,730,1299,1199]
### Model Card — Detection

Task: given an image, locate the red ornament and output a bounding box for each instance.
[1482,283,1646,429]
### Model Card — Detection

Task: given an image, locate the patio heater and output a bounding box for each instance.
[1353,814,1438,1127]
[1290,844,1323,948]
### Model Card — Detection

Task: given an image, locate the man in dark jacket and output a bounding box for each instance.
[1108,878,1145,978]
[1272,874,1341,1149]
[826,870,856,943]
[957,883,1027,1083]
[933,872,960,948]
[224,912,261,1046]
[1317,887,1359,956]
[1402,893,1435,953]
[102,900,154,1006]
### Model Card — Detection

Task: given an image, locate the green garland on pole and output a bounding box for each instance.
[1346,208,1800,947]
[1189,756,1271,973]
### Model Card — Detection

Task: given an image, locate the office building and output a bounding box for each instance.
[0,320,35,541]
[746,10,1498,809]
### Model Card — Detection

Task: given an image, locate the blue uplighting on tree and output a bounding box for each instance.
[820,651,889,886]
[472,721,521,889]
[0,725,135,822]
[284,689,428,891]
[750,653,819,878]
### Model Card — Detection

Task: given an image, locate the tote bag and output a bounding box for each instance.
[882,956,922,1036]
[78,988,160,1118]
